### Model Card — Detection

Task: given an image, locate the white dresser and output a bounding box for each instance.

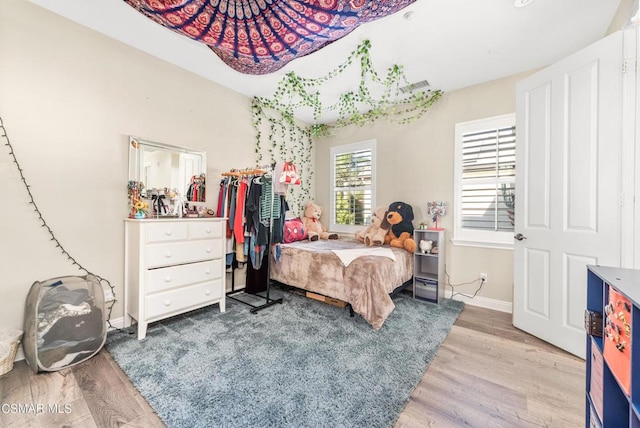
[124,218,226,339]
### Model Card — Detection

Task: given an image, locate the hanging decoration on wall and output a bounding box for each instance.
[252,39,443,212]
[123,0,415,75]
[0,116,119,330]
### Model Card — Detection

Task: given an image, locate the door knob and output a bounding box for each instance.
[514,233,527,241]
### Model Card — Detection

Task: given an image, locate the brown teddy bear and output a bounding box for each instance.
[355,206,390,246]
[302,201,338,241]
[385,201,416,253]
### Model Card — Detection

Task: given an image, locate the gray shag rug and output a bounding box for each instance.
[106,290,464,428]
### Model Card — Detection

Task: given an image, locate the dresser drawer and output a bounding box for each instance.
[189,221,223,240]
[146,260,222,293]
[145,279,223,320]
[146,222,189,243]
[146,240,222,268]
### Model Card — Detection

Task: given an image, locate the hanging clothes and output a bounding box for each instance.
[187,174,206,202]
[272,195,288,244]
[216,179,226,218]
[218,168,289,294]
[245,176,269,246]
[233,178,247,244]
[228,180,237,231]
[245,244,269,294]
[260,177,281,222]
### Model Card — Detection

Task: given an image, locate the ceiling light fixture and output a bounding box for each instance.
[514,0,536,7]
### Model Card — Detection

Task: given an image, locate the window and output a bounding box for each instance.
[330,140,376,233]
[454,114,516,248]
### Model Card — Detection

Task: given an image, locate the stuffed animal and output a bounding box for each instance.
[302,201,338,241]
[385,201,416,253]
[355,206,390,246]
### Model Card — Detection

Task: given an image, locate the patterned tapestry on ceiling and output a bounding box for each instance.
[123,0,415,75]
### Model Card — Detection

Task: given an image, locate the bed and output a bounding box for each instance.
[269,238,413,329]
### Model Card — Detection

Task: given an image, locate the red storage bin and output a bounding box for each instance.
[603,286,632,396]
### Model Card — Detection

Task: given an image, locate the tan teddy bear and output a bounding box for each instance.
[302,201,338,241]
[355,206,390,246]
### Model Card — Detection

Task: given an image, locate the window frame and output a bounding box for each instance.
[329,140,376,234]
[453,113,516,249]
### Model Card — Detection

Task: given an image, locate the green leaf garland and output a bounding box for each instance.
[252,39,443,213]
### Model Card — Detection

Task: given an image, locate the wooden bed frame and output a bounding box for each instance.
[275,279,413,318]
[269,239,414,329]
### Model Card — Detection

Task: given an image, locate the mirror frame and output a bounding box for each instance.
[128,136,207,217]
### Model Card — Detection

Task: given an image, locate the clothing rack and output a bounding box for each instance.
[221,167,267,177]
[222,164,283,313]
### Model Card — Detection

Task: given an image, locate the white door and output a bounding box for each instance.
[178,153,202,196]
[513,31,622,358]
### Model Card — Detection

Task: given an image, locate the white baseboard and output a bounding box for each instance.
[107,316,126,330]
[445,289,513,313]
[13,317,126,363]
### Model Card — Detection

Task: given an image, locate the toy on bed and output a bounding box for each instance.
[284,217,308,243]
[302,201,338,241]
[355,206,390,246]
[385,201,416,253]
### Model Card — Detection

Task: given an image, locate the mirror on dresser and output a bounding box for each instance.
[128,136,207,218]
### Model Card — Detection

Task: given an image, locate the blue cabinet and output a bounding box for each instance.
[586,265,640,427]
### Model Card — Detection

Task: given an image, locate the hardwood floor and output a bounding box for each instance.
[395,305,584,427]
[0,304,584,427]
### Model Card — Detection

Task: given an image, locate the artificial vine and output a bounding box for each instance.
[252,39,443,212]
[1,116,119,330]
[252,98,314,213]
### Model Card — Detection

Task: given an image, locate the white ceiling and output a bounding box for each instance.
[28,0,624,123]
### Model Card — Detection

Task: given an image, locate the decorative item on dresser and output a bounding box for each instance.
[124,218,227,340]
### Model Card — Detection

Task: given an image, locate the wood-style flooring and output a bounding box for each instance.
[0,304,584,428]
[395,305,585,427]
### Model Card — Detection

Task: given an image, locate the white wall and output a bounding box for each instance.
[0,0,258,332]
[315,73,532,309]
[312,0,636,311]
[1,0,631,337]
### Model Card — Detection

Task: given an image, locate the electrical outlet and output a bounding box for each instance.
[104,288,115,303]
[480,273,488,284]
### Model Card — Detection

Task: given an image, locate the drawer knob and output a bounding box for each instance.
[205,269,211,274]
[206,248,211,253]
[164,276,172,282]
[165,252,172,258]
[205,228,211,233]
[164,300,171,306]
[205,290,211,296]
[165,230,173,236]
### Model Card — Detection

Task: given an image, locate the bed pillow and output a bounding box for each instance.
[284,217,308,243]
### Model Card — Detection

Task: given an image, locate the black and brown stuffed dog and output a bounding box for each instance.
[385,201,417,253]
